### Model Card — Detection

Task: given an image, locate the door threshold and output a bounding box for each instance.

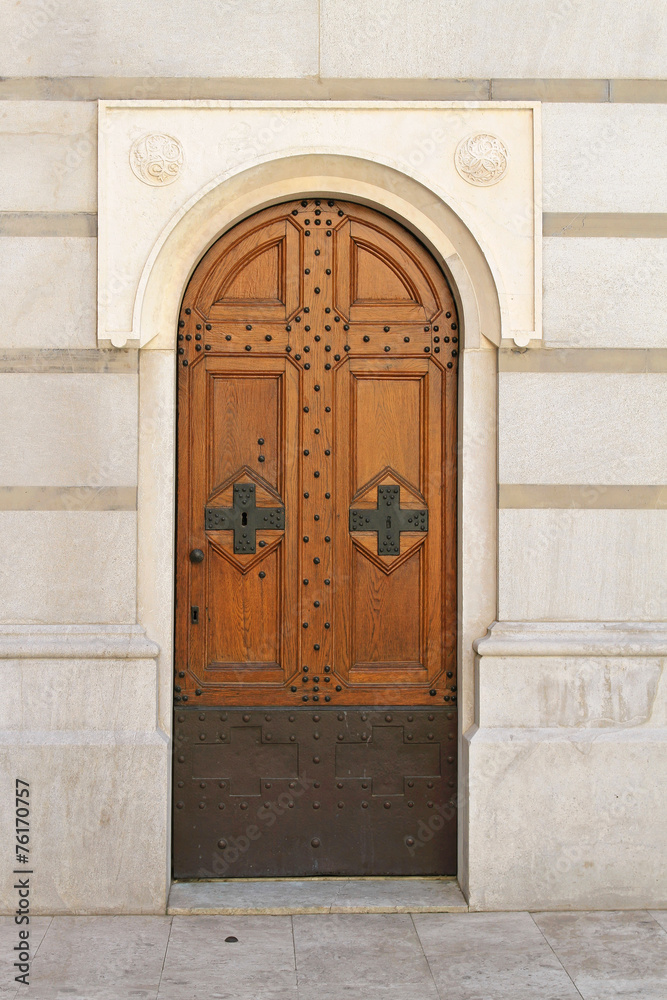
[167,877,467,914]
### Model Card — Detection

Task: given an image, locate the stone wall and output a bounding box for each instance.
[0,0,666,912]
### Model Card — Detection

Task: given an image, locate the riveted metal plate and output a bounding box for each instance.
[172,706,457,878]
[349,485,428,555]
[205,482,285,554]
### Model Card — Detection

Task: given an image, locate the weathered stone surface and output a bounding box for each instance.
[499,509,667,621]
[499,372,667,484]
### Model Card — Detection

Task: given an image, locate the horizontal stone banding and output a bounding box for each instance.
[499,484,667,510]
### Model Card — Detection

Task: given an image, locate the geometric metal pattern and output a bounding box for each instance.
[173,706,457,878]
[205,482,285,554]
[350,485,428,555]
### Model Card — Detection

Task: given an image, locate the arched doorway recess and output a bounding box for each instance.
[172,197,459,878]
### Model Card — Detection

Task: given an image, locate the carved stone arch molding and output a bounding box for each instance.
[135,153,503,354]
[97,102,538,895]
[98,102,540,351]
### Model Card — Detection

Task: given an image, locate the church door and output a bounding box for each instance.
[173,198,458,877]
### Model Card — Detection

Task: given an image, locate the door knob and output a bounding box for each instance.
[189,548,205,563]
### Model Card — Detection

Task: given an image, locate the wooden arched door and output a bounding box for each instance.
[173,198,458,877]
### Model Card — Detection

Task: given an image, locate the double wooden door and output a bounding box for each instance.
[173,198,458,877]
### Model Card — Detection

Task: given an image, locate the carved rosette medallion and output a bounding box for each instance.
[129,133,184,186]
[455,133,508,186]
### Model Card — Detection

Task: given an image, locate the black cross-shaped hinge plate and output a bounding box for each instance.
[349,485,428,555]
[205,483,285,554]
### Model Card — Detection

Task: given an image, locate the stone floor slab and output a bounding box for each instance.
[649,909,667,933]
[533,910,667,1000]
[3,910,666,998]
[0,917,51,1000]
[293,913,438,992]
[297,988,439,1000]
[413,911,582,999]
[16,915,171,1000]
[167,878,466,914]
[157,915,296,1000]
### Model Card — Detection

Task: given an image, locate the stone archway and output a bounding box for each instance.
[133,155,500,896]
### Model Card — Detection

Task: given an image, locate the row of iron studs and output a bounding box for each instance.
[295,200,337,703]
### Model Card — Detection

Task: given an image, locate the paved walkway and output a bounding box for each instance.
[2,910,667,999]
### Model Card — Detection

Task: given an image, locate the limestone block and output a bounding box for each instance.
[0,373,138,487]
[0,511,137,624]
[499,372,667,484]
[477,656,665,729]
[464,725,667,909]
[0,659,157,731]
[458,347,497,734]
[98,103,538,348]
[137,349,177,733]
[0,0,319,77]
[498,509,667,621]
[543,104,667,213]
[543,238,667,348]
[0,237,97,349]
[0,102,96,212]
[0,733,169,914]
[320,0,667,78]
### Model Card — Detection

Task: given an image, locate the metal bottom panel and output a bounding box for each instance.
[173,707,457,878]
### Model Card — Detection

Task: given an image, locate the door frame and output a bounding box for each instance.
[135,155,500,898]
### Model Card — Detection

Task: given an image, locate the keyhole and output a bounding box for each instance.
[242,512,248,526]
[386,516,392,529]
